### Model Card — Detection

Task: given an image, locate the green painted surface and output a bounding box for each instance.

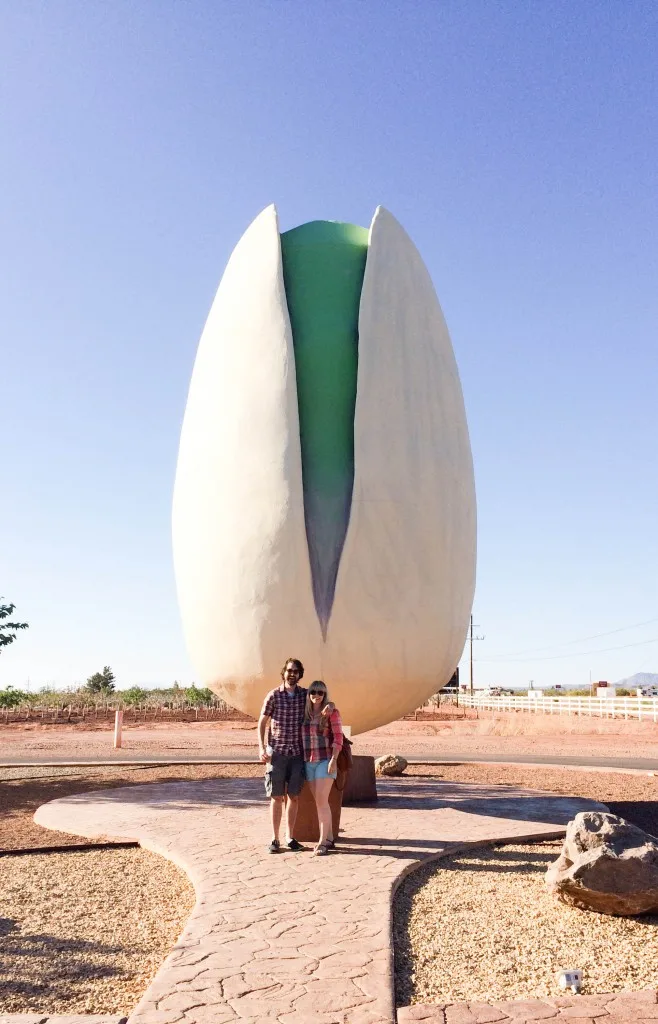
[280,220,369,633]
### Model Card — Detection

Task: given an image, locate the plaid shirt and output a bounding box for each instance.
[302,709,343,763]
[261,684,307,756]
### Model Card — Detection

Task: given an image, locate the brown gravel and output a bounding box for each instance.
[394,840,658,1006]
[404,763,658,837]
[0,846,195,1015]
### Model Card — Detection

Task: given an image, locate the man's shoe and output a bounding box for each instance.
[268,839,280,854]
[286,838,304,851]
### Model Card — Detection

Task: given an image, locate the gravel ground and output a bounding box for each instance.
[394,840,658,1006]
[405,763,658,836]
[0,846,195,1016]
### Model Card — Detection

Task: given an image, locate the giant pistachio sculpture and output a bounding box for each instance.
[172,205,476,733]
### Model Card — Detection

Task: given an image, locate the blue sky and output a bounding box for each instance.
[1,1,657,693]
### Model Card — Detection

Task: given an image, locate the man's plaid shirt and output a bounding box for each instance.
[261,684,307,756]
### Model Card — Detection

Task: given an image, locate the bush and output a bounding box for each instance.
[185,684,215,706]
[0,686,29,708]
[120,686,149,706]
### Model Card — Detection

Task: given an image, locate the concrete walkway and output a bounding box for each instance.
[399,990,658,1022]
[32,776,611,1024]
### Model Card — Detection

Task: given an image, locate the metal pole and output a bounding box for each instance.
[470,614,474,695]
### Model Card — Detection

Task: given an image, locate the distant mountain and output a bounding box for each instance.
[614,672,658,689]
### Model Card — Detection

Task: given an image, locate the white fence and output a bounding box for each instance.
[458,693,658,722]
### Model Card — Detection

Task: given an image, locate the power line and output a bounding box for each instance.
[483,616,658,659]
[480,635,658,663]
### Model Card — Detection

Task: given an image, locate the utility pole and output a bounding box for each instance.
[469,615,485,695]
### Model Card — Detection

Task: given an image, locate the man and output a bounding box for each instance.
[258,657,332,854]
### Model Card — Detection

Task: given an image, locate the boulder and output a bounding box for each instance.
[545,811,658,915]
[375,754,408,776]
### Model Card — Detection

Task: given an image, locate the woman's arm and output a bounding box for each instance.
[328,710,343,770]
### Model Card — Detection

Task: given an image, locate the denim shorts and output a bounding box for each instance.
[304,758,337,782]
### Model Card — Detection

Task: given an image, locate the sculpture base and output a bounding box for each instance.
[292,775,345,843]
[342,755,378,804]
[289,757,378,843]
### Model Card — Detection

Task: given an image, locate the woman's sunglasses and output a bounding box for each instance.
[309,689,326,697]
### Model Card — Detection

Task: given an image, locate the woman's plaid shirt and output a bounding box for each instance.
[302,709,344,763]
[260,684,307,756]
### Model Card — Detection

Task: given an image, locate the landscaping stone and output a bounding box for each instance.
[546,811,658,915]
[375,754,408,776]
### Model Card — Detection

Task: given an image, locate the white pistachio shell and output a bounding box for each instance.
[172,205,321,713]
[172,205,476,732]
[321,207,476,732]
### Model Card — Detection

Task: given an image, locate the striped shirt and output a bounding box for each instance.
[302,709,343,763]
[261,684,307,756]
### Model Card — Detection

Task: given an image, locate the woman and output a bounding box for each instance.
[301,680,343,856]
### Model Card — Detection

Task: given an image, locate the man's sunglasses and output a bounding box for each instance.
[309,689,326,697]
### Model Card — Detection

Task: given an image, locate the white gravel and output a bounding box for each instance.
[0,847,195,1015]
[394,840,658,1006]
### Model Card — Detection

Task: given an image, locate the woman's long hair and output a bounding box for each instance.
[304,680,330,730]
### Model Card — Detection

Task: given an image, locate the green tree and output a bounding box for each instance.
[120,685,148,705]
[0,685,29,708]
[85,665,116,694]
[0,600,29,652]
[185,684,214,706]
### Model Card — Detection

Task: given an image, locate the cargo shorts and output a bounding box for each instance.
[264,753,305,798]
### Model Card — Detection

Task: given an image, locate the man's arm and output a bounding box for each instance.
[258,713,271,762]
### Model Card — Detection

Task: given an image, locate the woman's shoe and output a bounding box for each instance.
[313,843,329,856]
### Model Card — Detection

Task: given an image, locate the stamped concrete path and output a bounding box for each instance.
[34,778,605,1024]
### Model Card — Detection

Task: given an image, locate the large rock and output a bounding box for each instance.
[375,754,408,776]
[546,811,658,915]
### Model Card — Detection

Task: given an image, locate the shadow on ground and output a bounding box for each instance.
[0,918,129,1012]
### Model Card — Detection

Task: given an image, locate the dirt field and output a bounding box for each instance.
[2,708,658,762]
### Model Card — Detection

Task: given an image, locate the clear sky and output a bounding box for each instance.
[2,2,657,694]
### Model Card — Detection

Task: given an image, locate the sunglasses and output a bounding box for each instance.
[309,689,326,697]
